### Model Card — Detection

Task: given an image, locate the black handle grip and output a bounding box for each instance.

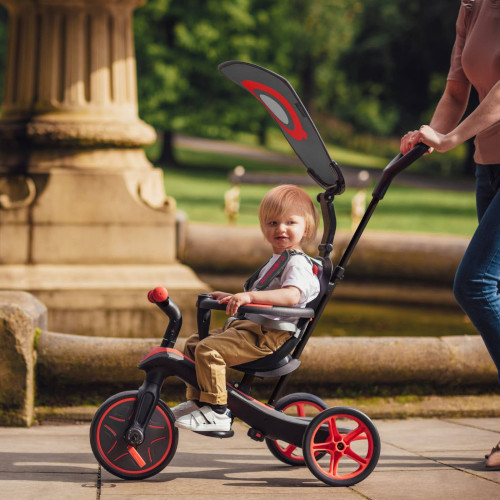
[148,287,183,347]
[372,142,429,200]
[197,295,315,319]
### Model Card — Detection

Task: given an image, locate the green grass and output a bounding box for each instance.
[163,164,477,236]
[363,185,476,236]
[151,135,477,237]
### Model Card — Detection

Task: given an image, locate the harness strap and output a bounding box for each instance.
[244,250,320,292]
[242,250,320,337]
[244,250,290,292]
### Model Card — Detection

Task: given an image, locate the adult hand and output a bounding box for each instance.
[417,125,456,153]
[400,129,434,155]
[218,292,253,316]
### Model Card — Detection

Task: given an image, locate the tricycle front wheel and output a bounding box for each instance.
[90,390,178,480]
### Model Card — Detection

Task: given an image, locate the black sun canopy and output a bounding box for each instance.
[219,61,345,194]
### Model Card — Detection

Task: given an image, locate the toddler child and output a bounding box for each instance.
[173,184,320,432]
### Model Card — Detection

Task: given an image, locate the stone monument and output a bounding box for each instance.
[0,0,207,337]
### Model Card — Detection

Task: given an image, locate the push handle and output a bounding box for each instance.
[148,287,182,347]
[372,143,429,200]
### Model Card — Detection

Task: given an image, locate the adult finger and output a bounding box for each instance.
[400,130,416,154]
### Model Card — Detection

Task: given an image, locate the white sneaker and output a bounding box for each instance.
[174,406,232,432]
[170,400,199,419]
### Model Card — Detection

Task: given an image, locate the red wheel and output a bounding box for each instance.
[265,393,328,466]
[302,407,380,486]
[90,391,178,480]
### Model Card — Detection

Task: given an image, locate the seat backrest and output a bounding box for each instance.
[232,255,332,376]
[294,255,332,334]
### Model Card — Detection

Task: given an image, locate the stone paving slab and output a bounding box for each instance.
[375,418,499,452]
[0,418,499,500]
[0,425,97,500]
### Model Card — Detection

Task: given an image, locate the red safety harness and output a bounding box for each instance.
[244,250,321,292]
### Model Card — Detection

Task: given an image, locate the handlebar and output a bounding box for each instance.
[197,294,315,319]
[372,143,430,200]
[148,287,182,347]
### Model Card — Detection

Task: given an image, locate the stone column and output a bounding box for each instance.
[0,0,207,336]
[0,0,155,171]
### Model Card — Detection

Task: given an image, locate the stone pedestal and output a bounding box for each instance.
[0,291,47,426]
[0,0,207,336]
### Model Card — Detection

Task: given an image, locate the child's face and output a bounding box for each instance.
[262,212,307,254]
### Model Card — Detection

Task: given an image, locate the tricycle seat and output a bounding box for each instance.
[231,335,301,377]
[196,294,317,378]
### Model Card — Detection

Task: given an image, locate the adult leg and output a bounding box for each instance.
[453,164,500,375]
[454,164,500,469]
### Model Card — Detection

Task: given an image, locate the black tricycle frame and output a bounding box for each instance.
[90,60,429,487]
[129,141,428,445]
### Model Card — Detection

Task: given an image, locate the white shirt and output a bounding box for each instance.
[247,253,320,327]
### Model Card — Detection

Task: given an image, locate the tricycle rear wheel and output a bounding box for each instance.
[302,406,380,486]
[265,392,328,466]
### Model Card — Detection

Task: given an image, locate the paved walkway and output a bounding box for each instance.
[174,134,475,192]
[1,417,499,499]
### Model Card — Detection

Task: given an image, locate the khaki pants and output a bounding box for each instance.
[183,319,291,405]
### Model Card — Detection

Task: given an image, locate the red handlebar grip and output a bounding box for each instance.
[148,286,169,303]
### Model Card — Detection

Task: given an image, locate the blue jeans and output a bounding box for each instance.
[454,164,500,379]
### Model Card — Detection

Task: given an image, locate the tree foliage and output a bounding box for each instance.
[134,0,367,160]
[134,0,267,160]
[134,0,462,161]
[335,0,459,135]
[0,2,463,163]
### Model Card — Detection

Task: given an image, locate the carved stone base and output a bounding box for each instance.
[0,167,178,263]
[0,167,209,336]
[0,0,209,338]
[0,264,207,337]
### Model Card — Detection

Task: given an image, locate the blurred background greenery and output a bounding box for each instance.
[131,0,473,175]
[0,0,477,236]
[0,1,473,176]
[163,140,476,236]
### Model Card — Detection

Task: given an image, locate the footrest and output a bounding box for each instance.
[194,430,235,439]
[247,428,265,442]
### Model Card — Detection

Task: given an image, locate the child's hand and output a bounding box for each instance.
[218,292,253,316]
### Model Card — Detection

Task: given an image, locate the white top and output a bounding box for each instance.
[246,253,320,329]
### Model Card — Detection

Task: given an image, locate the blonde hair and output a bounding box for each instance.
[258,185,319,245]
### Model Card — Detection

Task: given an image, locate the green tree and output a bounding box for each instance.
[134,0,364,158]
[132,0,467,172]
[266,0,362,114]
[334,0,459,135]
[134,0,265,164]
